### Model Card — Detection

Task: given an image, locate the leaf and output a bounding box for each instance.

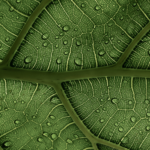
[1,0,150,150]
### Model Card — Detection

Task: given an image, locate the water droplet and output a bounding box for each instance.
[98,50,105,56]
[133,3,137,7]
[37,137,43,142]
[102,107,106,111]
[62,25,70,32]
[108,23,112,27]
[50,115,55,120]
[74,28,78,31]
[47,122,51,126]
[74,134,78,138]
[60,32,64,36]
[120,16,124,20]
[14,100,17,104]
[63,40,68,45]
[43,132,48,137]
[4,141,11,147]
[58,23,62,28]
[16,0,21,3]
[56,58,62,64]
[81,3,85,8]
[145,99,149,104]
[128,100,133,105]
[122,8,125,11]
[145,125,150,131]
[111,98,118,104]
[109,132,113,136]
[9,7,14,12]
[55,35,59,39]
[64,51,69,55]
[50,96,60,104]
[24,56,32,64]
[122,136,128,144]
[101,99,104,102]
[42,33,49,40]
[139,130,143,134]
[76,40,81,46]
[115,123,118,126]
[118,127,124,132]
[147,112,150,117]
[96,109,100,113]
[74,58,82,66]
[66,139,73,144]
[100,119,104,123]
[55,44,59,48]
[32,115,36,119]
[43,42,48,47]
[110,37,114,40]
[105,40,109,44]
[118,40,121,43]
[51,133,57,140]
[95,5,100,11]
[130,116,136,123]
[5,37,10,42]
[21,101,24,104]
[14,120,20,124]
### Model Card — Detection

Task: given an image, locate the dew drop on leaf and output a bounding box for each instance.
[63,40,68,45]
[130,116,136,123]
[98,50,105,56]
[21,101,24,104]
[60,32,64,36]
[55,35,59,39]
[105,40,109,44]
[109,132,113,136]
[55,44,59,48]
[108,23,112,27]
[114,123,118,126]
[32,115,36,119]
[14,100,17,103]
[5,37,10,42]
[96,109,100,113]
[4,141,11,147]
[118,127,124,132]
[122,136,129,144]
[100,119,104,123]
[42,33,49,40]
[147,112,150,117]
[145,99,149,104]
[122,8,125,11]
[133,3,137,7]
[14,120,20,124]
[47,122,51,126]
[110,37,114,40]
[128,100,132,105]
[95,5,100,11]
[24,56,32,64]
[62,25,70,32]
[139,130,143,134]
[145,125,150,131]
[120,16,124,20]
[74,58,82,66]
[43,132,48,137]
[56,58,62,64]
[81,3,86,8]
[43,42,48,47]
[49,115,56,120]
[9,7,14,12]
[66,139,73,144]
[37,137,43,142]
[16,0,21,3]
[64,51,69,55]
[51,133,57,140]
[111,98,118,104]
[50,96,60,104]
[74,28,78,31]
[118,40,121,43]
[74,134,78,138]
[76,40,81,46]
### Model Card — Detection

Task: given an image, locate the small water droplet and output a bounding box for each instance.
[42,33,49,40]
[122,136,128,144]
[43,42,48,47]
[16,0,21,3]
[139,130,143,134]
[74,58,82,66]
[118,127,124,132]
[62,25,70,32]
[66,139,73,144]
[64,51,69,55]
[14,100,17,104]
[98,50,105,56]
[100,119,104,123]
[101,99,104,102]
[122,8,125,11]
[43,132,48,137]
[105,40,109,44]
[4,141,11,147]
[115,123,118,126]
[60,32,64,36]
[81,3,85,8]
[128,100,133,105]
[50,96,60,104]
[109,132,113,136]
[9,7,14,12]
[56,58,62,64]
[76,40,81,46]
[147,112,150,117]
[110,37,114,40]
[37,137,43,142]
[51,133,57,140]
[130,116,136,123]
[14,120,20,124]
[21,101,24,104]
[108,23,112,27]
[5,37,10,42]
[95,5,100,11]
[74,134,78,138]
[63,40,68,45]
[32,115,36,119]
[96,109,100,113]
[133,3,137,7]
[24,56,32,64]
[145,99,149,104]
[55,44,59,48]
[118,40,121,43]
[50,115,55,120]
[55,35,59,39]
[58,23,62,28]
[112,98,118,104]
[120,16,124,20]
[74,28,78,31]
[47,122,51,126]
[146,125,150,131]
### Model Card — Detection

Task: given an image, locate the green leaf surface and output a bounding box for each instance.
[1,0,150,150]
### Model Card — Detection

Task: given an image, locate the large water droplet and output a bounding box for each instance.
[102,107,106,111]
[24,56,32,64]
[51,133,57,140]
[42,33,49,40]
[50,96,61,105]
[62,25,70,32]
[145,99,149,104]
[130,116,136,123]
[122,136,129,144]
[111,98,118,104]
[98,50,105,56]
[66,139,73,144]
[49,115,55,120]
[95,5,100,11]
[37,137,43,142]
[56,58,62,64]
[118,127,124,132]
[74,58,82,66]
[14,120,20,124]
[4,141,11,147]
[145,125,150,131]
[147,112,150,117]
